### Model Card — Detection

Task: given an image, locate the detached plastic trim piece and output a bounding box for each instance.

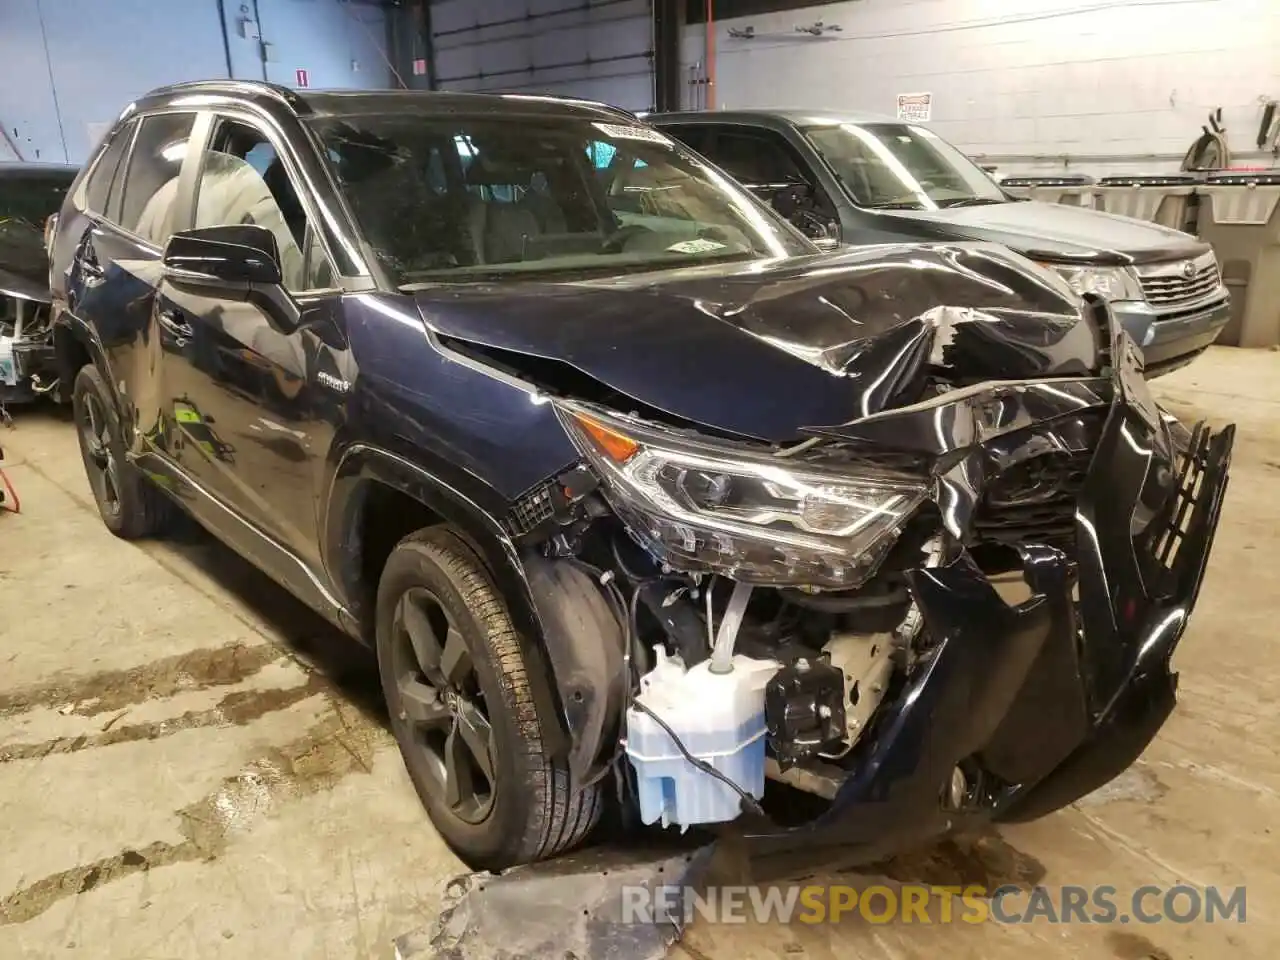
[394,843,717,960]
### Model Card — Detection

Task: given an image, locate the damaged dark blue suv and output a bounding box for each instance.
[50,81,1233,873]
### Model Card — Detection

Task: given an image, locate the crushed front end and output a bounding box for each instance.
[0,283,59,404]
[512,323,1233,862]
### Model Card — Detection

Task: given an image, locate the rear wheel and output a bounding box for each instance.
[71,365,175,538]
[376,527,602,870]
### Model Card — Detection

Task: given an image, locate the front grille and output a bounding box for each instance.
[1137,256,1221,308]
[1140,422,1212,594]
[974,449,1093,552]
[972,414,1105,555]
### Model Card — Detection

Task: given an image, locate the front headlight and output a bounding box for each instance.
[1043,264,1144,301]
[557,402,928,589]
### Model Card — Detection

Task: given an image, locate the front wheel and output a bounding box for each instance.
[375,527,602,870]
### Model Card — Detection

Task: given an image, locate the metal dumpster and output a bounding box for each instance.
[999,175,1095,207]
[1093,175,1198,232]
[1196,172,1280,347]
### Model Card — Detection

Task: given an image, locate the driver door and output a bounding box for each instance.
[156,113,345,568]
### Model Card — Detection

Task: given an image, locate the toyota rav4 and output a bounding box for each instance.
[50,82,1233,872]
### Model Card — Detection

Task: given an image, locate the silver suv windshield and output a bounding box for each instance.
[804,122,1007,211]
[309,113,812,286]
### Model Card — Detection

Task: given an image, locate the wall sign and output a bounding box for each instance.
[896,92,932,122]
[412,58,427,76]
[295,68,309,88]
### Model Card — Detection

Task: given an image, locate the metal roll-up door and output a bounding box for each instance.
[431,0,655,112]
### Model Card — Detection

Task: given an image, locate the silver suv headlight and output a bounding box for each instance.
[1042,263,1144,302]
[556,401,928,589]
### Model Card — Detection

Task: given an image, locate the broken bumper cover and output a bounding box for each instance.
[745,331,1234,866]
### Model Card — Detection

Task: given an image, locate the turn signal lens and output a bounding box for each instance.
[574,414,639,463]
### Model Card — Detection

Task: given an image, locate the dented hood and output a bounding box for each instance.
[410,242,1101,442]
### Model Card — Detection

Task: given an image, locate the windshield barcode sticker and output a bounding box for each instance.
[666,238,726,254]
[593,122,673,145]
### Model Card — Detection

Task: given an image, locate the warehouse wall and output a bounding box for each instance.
[431,0,654,111]
[0,0,391,166]
[681,0,1280,175]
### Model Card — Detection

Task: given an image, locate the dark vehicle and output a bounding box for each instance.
[651,110,1231,376]
[1,163,78,400]
[50,82,1231,873]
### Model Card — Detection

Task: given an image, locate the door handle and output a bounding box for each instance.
[157,308,194,341]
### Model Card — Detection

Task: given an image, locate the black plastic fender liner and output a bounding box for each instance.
[522,552,628,793]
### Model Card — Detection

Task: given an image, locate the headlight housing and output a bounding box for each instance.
[556,402,928,589]
[1042,263,1144,301]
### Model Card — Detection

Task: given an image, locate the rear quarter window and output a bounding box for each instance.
[83,121,136,216]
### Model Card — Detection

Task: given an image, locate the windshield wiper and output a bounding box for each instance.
[864,198,925,210]
[939,197,1005,208]
[398,251,758,288]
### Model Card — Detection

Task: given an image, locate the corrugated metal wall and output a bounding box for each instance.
[0,0,392,165]
[431,0,654,111]
[679,0,1280,176]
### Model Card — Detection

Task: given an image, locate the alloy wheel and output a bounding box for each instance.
[79,390,121,517]
[391,587,497,824]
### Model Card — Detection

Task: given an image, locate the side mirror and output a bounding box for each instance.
[163,224,300,334]
[163,224,283,287]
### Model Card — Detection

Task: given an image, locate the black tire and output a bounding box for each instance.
[71,364,176,539]
[376,527,602,871]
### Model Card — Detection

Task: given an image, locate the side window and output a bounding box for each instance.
[705,128,806,186]
[83,120,135,216]
[193,118,333,291]
[665,125,709,155]
[117,113,196,244]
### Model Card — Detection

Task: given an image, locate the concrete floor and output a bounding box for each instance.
[1,346,1277,959]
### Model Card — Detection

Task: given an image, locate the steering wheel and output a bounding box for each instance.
[600,223,656,254]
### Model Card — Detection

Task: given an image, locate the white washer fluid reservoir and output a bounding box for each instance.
[624,649,779,829]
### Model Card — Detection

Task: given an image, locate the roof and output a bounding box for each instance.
[649,108,902,128]
[140,80,638,123]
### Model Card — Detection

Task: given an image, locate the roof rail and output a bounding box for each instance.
[485,91,640,122]
[144,79,311,113]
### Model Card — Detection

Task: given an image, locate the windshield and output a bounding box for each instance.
[804,123,1006,211]
[309,114,811,285]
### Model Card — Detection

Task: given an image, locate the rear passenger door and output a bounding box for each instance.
[64,111,201,452]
